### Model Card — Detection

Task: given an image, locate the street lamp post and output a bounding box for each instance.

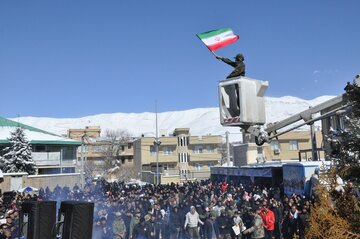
[155,103,160,185]
[80,134,86,188]
[80,138,84,188]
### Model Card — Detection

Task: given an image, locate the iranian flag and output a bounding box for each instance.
[197,28,239,51]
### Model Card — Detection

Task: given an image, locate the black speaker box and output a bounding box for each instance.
[20,201,57,239]
[58,201,94,239]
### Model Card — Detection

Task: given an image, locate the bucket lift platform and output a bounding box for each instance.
[219,76,347,146]
[219,76,268,127]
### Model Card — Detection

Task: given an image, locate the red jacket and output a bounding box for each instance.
[261,209,275,231]
[221,182,228,192]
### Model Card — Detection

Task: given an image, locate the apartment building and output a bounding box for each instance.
[68,127,135,177]
[263,130,324,161]
[233,130,324,166]
[134,128,222,184]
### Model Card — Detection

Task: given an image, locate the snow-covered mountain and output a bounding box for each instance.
[12,95,336,142]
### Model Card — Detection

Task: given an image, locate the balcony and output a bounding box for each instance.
[32,152,74,166]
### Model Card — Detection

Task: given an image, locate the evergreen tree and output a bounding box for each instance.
[327,81,360,182]
[314,79,360,236]
[0,127,36,174]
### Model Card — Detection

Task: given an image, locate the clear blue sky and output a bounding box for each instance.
[1,1,359,118]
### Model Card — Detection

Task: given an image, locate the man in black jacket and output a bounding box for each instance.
[216,210,231,239]
[204,213,220,239]
[169,206,182,239]
[133,217,151,239]
[297,207,309,239]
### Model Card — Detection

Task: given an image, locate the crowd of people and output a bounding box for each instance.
[0,178,358,239]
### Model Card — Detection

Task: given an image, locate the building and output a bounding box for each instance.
[134,128,222,184]
[0,117,81,175]
[68,127,135,177]
[233,130,324,166]
[67,126,101,141]
[263,130,324,161]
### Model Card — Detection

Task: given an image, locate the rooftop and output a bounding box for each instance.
[0,117,81,146]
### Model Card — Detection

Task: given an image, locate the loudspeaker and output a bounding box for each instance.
[20,201,57,239]
[58,201,94,239]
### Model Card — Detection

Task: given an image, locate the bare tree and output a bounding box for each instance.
[102,129,131,167]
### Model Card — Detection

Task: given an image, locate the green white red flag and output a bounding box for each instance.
[197,28,239,51]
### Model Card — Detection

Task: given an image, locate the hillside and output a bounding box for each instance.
[12,95,336,142]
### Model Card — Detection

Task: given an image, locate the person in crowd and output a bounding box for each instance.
[221,182,229,192]
[260,205,275,239]
[93,218,104,239]
[216,209,231,239]
[271,200,283,239]
[130,209,142,238]
[232,210,245,239]
[146,214,156,239]
[154,213,164,239]
[284,205,299,239]
[99,216,111,239]
[184,206,204,239]
[132,217,151,239]
[113,211,126,239]
[297,207,309,239]
[169,206,182,239]
[0,224,8,239]
[243,207,265,239]
[213,201,225,218]
[204,212,219,239]
[123,210,133,239]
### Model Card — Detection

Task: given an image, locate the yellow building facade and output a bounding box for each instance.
[134,128,222,184]
[263,130,324,161]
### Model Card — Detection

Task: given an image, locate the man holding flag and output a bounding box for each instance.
[215,53,245,79]
[196,27,245,79]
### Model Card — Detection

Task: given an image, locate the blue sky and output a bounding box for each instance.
[0,1,359,118]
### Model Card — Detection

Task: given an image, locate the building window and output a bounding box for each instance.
[195,163,202,171]
[270,141,280,151]
[193,145,203,154]
[178,136,189,146]
[178,153,188,163]
[206,145,214,153]
[271,141,281,154]
[180,169,189,176]
[163,164,175,170]
[150,146,156,156]
[162,146,174,155]
[289,140,298,151]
